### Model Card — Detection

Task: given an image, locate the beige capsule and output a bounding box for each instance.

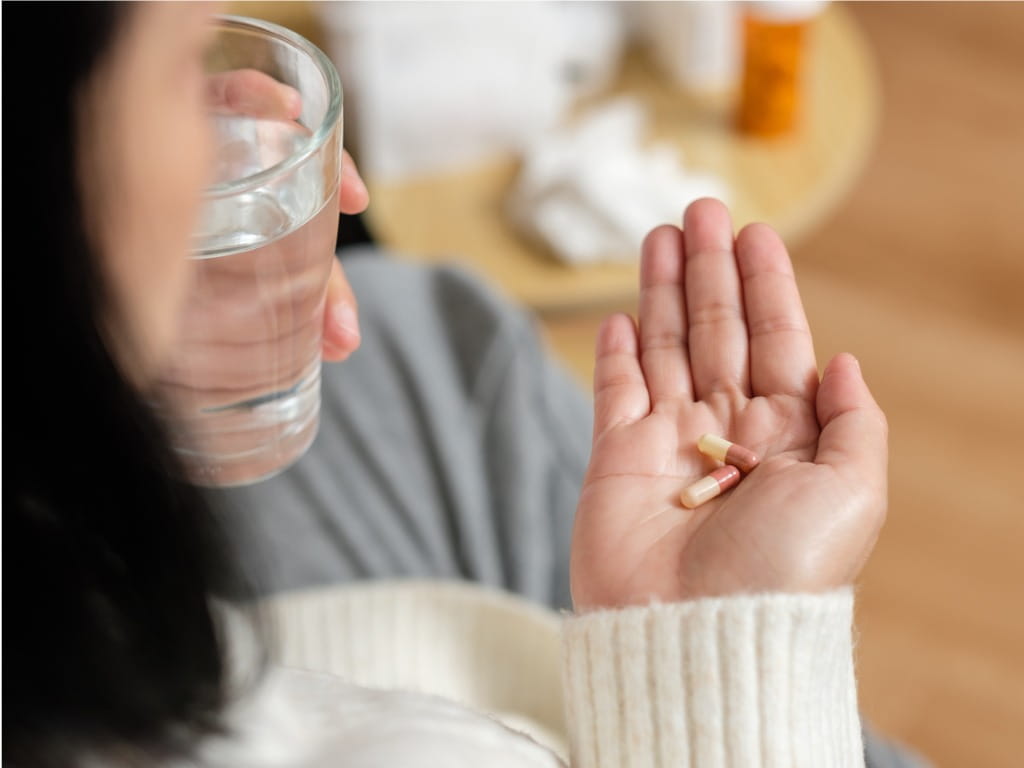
[680,465,742,509]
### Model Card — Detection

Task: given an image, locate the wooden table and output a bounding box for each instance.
[364,5,880,314]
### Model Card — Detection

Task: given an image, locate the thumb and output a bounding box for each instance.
[205,69,302,120]
[814,353,888,490]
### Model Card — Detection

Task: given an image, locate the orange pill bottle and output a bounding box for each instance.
[737,1,827,137]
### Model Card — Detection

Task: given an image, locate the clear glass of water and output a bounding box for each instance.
[160,16,343,487]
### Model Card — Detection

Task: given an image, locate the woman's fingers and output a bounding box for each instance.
[340,150,369,214]
[331,152,367,358]
[683,199,750,400]
[205,69,301,120]
[814,353,888,493]
[735,223,818,399]
[328,154,366,358]
[321,259,360,362]
[638,225,694,404]
[592,313,650,441]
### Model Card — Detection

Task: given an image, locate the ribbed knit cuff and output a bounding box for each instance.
[561,590,863,768]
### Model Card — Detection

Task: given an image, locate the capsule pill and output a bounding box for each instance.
[680,465,741,509]
[697,434,760,474]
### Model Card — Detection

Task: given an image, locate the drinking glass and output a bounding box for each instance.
[161,16,343,487]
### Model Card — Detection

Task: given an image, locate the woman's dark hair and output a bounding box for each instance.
[3,5,232,764]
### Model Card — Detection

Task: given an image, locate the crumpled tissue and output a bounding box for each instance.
[507,99,728,265]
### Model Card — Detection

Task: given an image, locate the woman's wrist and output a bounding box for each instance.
[562,589,864,767]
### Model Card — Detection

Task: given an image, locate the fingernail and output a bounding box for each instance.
[329,302,360,341]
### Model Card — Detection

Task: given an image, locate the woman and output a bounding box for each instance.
[5,3,890,766]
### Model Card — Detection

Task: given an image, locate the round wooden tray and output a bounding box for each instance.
[363,6,879,314]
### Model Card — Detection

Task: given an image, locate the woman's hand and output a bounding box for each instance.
[205,68,368,363]
[571,199,888,611]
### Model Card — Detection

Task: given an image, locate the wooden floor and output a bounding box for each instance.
[543,4,1024,766]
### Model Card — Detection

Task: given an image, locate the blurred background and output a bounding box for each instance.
[232,3,1024,765]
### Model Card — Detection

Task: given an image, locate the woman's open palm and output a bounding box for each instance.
[572,200,888,610]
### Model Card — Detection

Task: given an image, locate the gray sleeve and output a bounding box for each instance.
[208,249,591,610]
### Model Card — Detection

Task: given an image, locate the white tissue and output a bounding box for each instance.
[508,99,728,265]
[316,2,624,180]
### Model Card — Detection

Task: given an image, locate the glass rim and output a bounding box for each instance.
[203,15,342,200]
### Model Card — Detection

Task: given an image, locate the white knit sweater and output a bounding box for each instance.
[182,581,862,767]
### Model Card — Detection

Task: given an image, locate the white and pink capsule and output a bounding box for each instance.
[680,465,742,509]
[697,434,760,474]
